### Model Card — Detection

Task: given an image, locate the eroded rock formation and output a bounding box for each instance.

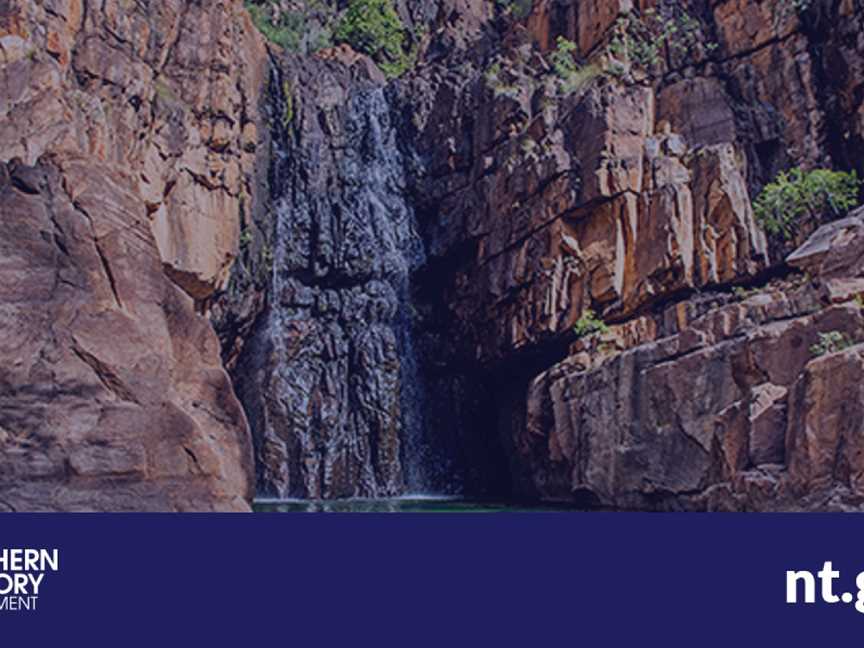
[384,0,864,508]
[4,0,864,511]
[522,211,864,510]
[231,53,428,499]
[0,0,267,510]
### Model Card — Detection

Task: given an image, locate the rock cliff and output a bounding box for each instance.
[0,0,267,510]
[3,0,864,511]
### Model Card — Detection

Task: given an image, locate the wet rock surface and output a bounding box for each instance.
[231,54,428,499]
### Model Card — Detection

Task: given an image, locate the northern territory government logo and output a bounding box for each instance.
[0,548,59,612]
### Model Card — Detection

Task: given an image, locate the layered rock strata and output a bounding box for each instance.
[0,0,266,510]
[4,0,864,512]
[521,212,864,511]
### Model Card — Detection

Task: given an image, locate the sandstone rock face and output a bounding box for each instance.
[394,6,774,373]
[520,211,864,511]
[5,0,864,512]
[379,0,864,508]
[0,159,253,511]
[216,0,864,510]
[0,1,266,510]
[1,0,267,302]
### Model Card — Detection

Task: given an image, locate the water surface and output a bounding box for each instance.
[254,496,578,513]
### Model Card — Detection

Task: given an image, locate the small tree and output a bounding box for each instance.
[753,168,860,240]
[573,309,609,339]
[333,0,411,77]
[548,36,599,96]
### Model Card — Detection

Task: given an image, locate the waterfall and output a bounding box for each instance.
[244,58,437,499]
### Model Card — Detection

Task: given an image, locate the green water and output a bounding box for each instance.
[254,497,575,513]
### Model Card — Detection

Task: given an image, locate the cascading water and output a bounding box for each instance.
[239,57,440,499]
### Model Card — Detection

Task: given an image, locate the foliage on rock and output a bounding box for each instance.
[753,168,860,239]
[495,0,532,20]
[608,6,716,74]
[549,37,600,96]
[245,0,334,53]
[810,331,854,357]
[333,0,413,77]
[573,309,609,339]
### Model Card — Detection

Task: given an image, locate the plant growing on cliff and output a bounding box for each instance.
[753,168,861,239]
[810,331,854,357]
[239,228,253,250]
[483,59,522,98]
[573,309,609,339]
[496,0,532,20]
[333,0,412,77]
[281,79,294,127]
[608,6,715,74]
[245,1,306,51]
[549,36,600,96]
[549,37,578,78]
[245,0,336,53]
[732,285,762,300]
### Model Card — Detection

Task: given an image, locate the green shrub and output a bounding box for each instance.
[732,285,761,300]
[333,0,412,77]
[753,168,860,240]
[483,59,521,98]
[573,309,609,339]
[245,1,334,53]
[549,37,578,79]
[609,7,715,73]
[245,2,305,51]
[484,61,502,86]
[810,331,854,357]
[548,37,600,96]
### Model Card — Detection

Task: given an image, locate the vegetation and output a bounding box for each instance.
[245,1,333,53]
[732,285,762,300]
[483,60,521,98]
[608,7,716,73]
[810,331,854,357]
[549,36,600,96]
[495,0,532,20]
[573,309,609,339]
[549,37,578,79]
[281,79,294,127]
[753,168,860,240]
[246,1,306,51]
[484,37,599,101]
[484,61,501,86]
[257,244,275,285]
[333,0,413,77]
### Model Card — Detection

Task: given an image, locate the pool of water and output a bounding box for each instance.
[254,496,578,513]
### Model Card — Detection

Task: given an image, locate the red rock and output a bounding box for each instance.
[0,1,267,511]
